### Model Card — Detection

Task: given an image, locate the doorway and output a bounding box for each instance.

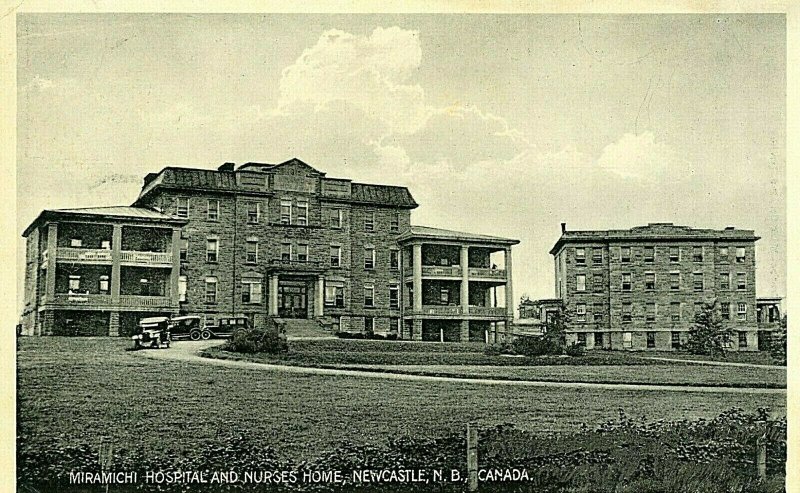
[278,284,308,318]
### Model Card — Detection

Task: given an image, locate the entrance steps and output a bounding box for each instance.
[274,318,331,339]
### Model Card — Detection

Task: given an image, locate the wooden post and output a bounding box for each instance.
[467,424,478,492]
[440,327,444,343]
[99,439,113,493]
[756,434,767,481]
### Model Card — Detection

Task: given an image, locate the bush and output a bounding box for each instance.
[225,319,288,354]
[512,335,560,357]
[484,342,516,356]
[565,342,586,357]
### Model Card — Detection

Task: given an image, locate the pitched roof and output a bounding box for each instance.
[22,206,186,237]
[549,223,759,254]
[350,183,417,208]
[398,225,519,245]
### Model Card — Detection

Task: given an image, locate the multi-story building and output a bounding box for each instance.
[549,222,761,351]
[21,158,518,341]
[20,207,187,336]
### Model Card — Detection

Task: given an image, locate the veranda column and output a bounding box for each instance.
[460,245,469,314]
[504,246,514,320]
[269,274,279,316]
[169,227,181,306]
[314,276,324,317]
[412,243,422,312]
[111,225,122,303]
[44,223,58,302]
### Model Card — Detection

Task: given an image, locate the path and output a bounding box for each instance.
[637,356,785,370]
[136,341,785,395]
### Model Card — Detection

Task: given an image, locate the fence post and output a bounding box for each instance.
[756,433,766,481]
[467,423,478,492]
[99,438,113,493]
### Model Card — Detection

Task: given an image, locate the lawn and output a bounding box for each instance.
[18,337,786,466]
[640,350,781,366]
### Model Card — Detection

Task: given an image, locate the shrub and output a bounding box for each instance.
[685,300,734,357]
[565,342,586,357]
[225,318,288,354]
[512,335,560,356]
[484,342,516,356]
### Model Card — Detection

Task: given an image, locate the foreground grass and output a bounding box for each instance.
[642,350,781,366]
[18,337,785,466]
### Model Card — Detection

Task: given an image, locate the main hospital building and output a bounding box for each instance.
[20,159,780,350]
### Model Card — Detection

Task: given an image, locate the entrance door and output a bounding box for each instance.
[278,285,308,318]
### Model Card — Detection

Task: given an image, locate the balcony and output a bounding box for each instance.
[421,265,461,277]
[56,248,113,263]
[468,306,508,317]
[408,305,508,318]
[267,258,325,273]
[118,295,174,308]
[119,250,173,266]
[417,305,464,316]
[468,267,507,280]
[52,293,112,305]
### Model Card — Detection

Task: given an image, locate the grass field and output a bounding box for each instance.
[18,337,786,464]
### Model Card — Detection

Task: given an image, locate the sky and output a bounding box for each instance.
[16,13,787,308]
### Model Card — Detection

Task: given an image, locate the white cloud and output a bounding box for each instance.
[596,131,694,181]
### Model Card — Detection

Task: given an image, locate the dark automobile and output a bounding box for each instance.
[205,317,252,339]
[131,316,171,349]
[168,315,206,341]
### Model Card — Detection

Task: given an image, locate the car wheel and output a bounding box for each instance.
[201,330,212,340]
[190,330,201,341]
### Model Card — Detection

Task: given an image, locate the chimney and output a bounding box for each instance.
[218,162,235,172]
[561,222,567,234]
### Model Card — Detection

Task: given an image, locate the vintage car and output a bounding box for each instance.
[205,317,252,339]
[167,315,206,341]
[131,316,171,349]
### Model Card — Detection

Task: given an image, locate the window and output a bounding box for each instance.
[280,200,292,224]
[736,273,746,290]
[620,246,631,263]
[622,302,632,322]
[101,240,111,250]
[329,209,343,228]
[722,334,733,349]
[669,246,680,262]
[719,273,730,290]
[671,331,681,349]
[647,332,656,348]
[296,244,308,262]
[364,283,375,307]
[593,303,603,322]
[281,243,292,261]
[671,302,681,322]
[139,278,150,296]
[440,288,450,304]
[646,302,656,322]
[178,276,187,302]
[247,202,260,224]
[719,246,729,260]
[693,246,703,262]
[205,277,217,304]
[644,246,654,263]
[207,199,219,221]
[693,272,704,292]
[325,283,345,308]
[593,274,603,292]
[206,238,219,263]
[594,332,603,348]
[98,275,109,293]
[364,317,374,333]
[179,239,188,262]
[623,331,633,348]
[576,303,586,322]
[735,247,746,263]
[721,302,731,320]
[577,333,587,345]
[364,248,375,269]
[592,248,602,264]
[364,211,375,232]
[738,331,748,347]
[176,197,189,218]
[70,238,83,247]
[245,241,258,264]
[242,281,262,304]
[737,302,747,321]
[390,249,399,270]
[645,272,655,290]
[296,201,308,226]
[670,272,680,290]
[575,248,586,265]
[390,213,400,232]
[389,285,399,308]
[576,274,586,292]
[621,273,632,291]
[330,246,341,267]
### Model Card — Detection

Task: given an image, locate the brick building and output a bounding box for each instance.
[21,159,518,340]
[549,223,761,351]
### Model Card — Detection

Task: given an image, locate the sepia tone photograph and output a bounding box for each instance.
[11,6,791,493]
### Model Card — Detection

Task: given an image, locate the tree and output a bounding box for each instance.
[768,314,787,365]
[685,300,734,357]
